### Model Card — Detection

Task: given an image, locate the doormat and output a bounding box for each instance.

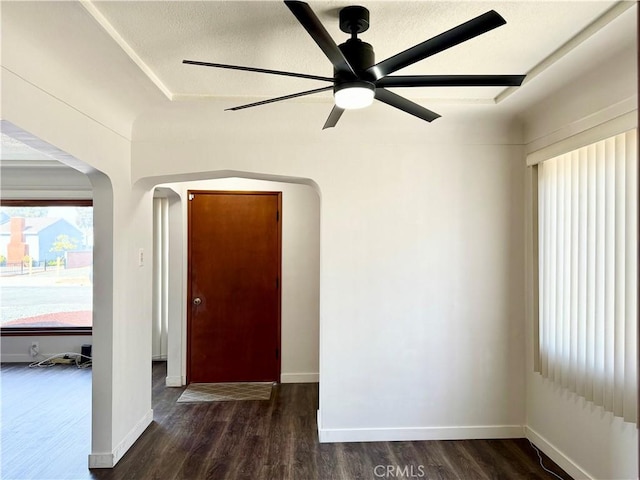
[177,382,275,403]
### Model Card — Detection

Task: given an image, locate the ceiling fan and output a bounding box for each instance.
[183,1,526,129]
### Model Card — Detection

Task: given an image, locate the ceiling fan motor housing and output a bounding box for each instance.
[336,39,376,94]
[335,4,375,93]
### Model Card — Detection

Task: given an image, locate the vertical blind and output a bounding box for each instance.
[537,128,637,424]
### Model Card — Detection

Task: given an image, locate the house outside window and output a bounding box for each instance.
[0,201,92,335]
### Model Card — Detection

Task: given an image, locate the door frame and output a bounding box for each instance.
[186,190,282,383]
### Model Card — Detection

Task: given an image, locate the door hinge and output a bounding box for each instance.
[276,210,280,222]
[276,348,279,359]
[276,277,280,289]
[188,193,195,201]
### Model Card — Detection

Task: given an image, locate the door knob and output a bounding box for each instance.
[193,297,202,306]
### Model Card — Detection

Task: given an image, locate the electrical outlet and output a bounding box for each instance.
[30,341,39,357]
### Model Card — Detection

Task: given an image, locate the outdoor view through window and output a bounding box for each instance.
[0,205,92,329]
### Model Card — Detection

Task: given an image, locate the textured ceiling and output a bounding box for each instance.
[0,0,635,160]
[88,1,623,104]
[0,133,56,162]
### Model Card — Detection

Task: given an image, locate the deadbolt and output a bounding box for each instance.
[192,297,202,306]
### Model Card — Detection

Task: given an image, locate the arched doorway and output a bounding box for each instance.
[151,174,321,387]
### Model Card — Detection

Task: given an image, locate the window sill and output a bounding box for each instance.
[0,327,92,337]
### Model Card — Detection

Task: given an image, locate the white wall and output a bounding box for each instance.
[1,0,169,467]
[2,67,154,472]
[132,100,527,442]
[0,163,92,199]
[156,178,320,384]
[0,335,92,362]
[5,0,634,472]
[522,20,638,480]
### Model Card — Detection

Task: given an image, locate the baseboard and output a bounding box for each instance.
[165,375,185,387]
[163,373,311,386]
[280,372,319,383]
[2,352,87,363]
[1,353,49,363]
[525,426,592,480]
[318,424,524,444]
[87,452,115,469]
[88,409,153,468]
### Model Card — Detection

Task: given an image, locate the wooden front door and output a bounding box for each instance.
[187,191,281,383]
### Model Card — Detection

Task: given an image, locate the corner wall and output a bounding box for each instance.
[522,34,638,480]
[132,98,527,443]
[2,70,154,468]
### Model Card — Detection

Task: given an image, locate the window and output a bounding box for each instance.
[0,200,92,335]
[536,128,637,423]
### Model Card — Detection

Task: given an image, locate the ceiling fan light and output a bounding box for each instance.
[334,82,375,110]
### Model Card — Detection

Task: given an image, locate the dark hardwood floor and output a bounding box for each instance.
[1,362,572,480]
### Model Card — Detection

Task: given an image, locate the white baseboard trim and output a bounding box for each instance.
[1,353,52,363]
[87,452,115,469]
[280,372,319,383]
[165,375,185,387]
[88,409,153,469]
[318,424,524,444]
[525,426,592,480]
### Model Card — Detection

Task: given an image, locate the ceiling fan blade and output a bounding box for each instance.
[225,86,333,111]
[284,1,356,77]
[377,74,526,88]
[367,10,506,80]
[375,88,441,123]
[322,105,344,130]
[183,60,333,82]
